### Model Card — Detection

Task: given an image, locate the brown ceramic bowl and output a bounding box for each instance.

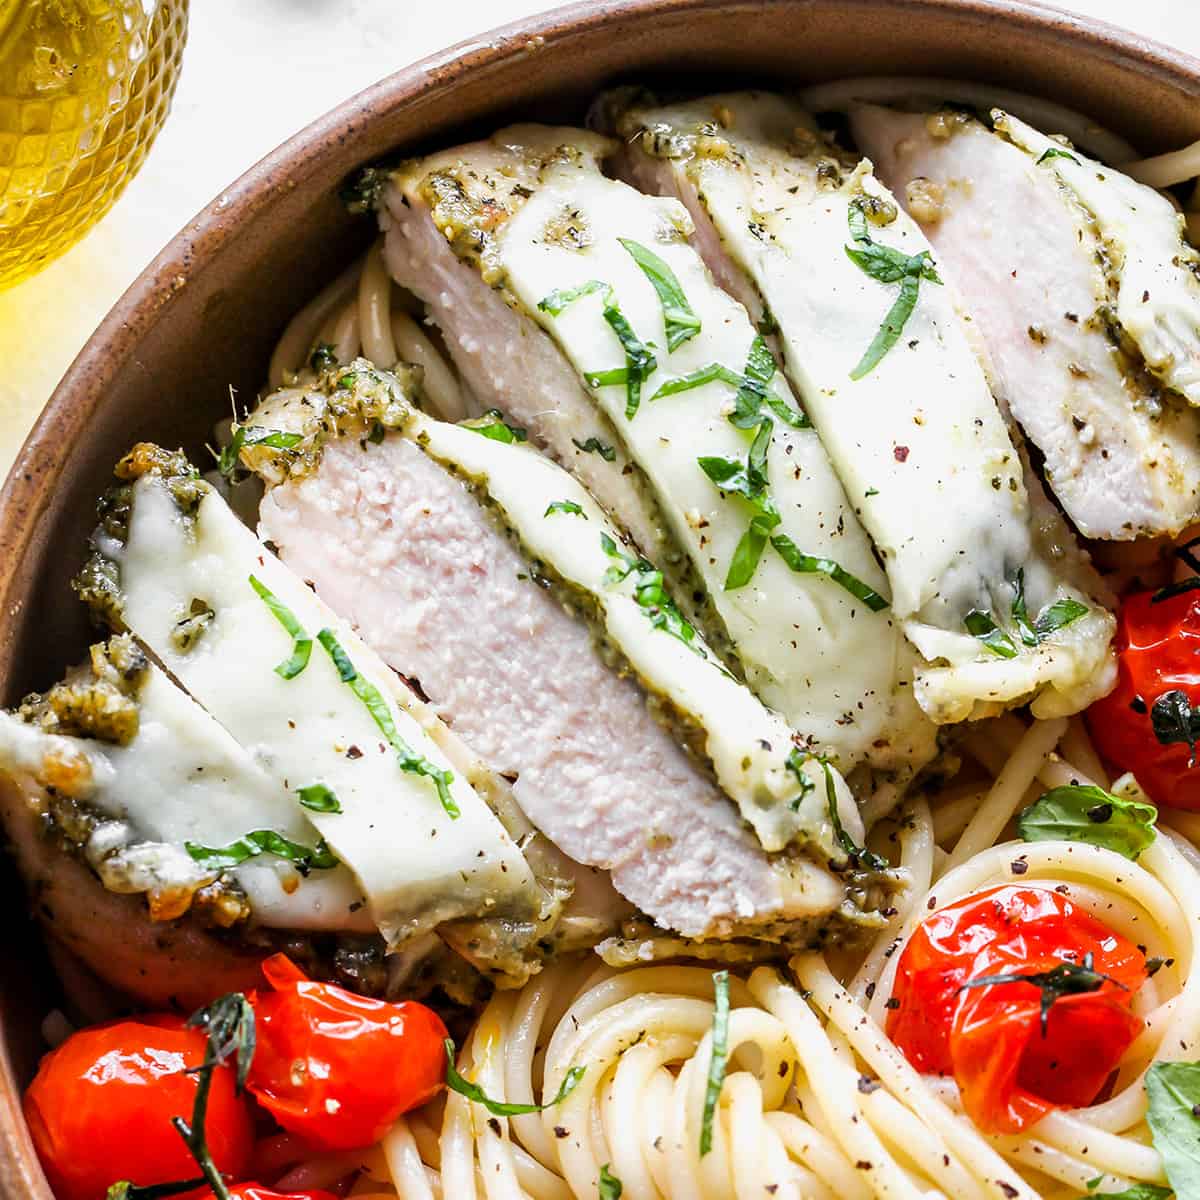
[2,0,1199,1193]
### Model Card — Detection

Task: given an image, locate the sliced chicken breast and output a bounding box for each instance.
[247,362,878,943]
[382,127,936,777]
[611,91,1116,725]
[849,102,1200,540]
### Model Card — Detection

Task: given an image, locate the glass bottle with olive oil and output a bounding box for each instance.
[0,0,188,289]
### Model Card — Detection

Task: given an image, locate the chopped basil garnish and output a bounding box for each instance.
[598,1165,624,1199]
[770,535,889,611]
[1018,784,1157,860]
[1011,568,1038,648]
[698,421,781,590]
[823,760,889,871]
[1081,1185,1170,1200]
[964,609,1019,659]
[316,628,458,816]
[248,574,312,679]
[784,748,817,810]
[844,198,942,379]
[218,426,304,479]
[572,436,616,461]
[651,338,808,430]
[186,829,339,876]
[1037,147,1080,166]
[959,951,1124,1036]
[443,1038,584,1115]
[700,970,730,1156]
[539,281,657,419]
[1145,1061,1200,1198]
[599,533,715,665]
[462,409,528,444]
[1151,690,1200,766]
[1035,597,1089,638]
[297,783,342,814]
[618,237,701,351]
[545,500,586,518]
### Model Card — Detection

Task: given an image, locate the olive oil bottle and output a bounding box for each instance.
[0,0,187,289]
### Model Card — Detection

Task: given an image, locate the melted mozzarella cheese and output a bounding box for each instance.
[616,92,1115,723]
[490,147,935,774]
[997,112,1200,407]
[0,669,372,930]
[117,474,539,949]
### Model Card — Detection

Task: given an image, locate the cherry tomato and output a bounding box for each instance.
[1086,585,1200,810]
[24,1018,255,1200]
[215,1187,338,1200]
[246,954,448,1151]
[886,885,1146,1134]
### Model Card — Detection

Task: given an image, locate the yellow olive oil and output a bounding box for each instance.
[0,0,187,289]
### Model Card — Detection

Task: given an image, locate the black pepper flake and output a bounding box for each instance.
[884,997,900,1010]
[554,1126,569,1139]
[857,1075,881,1094]
[487,1117,502,1136]
[346,745,363,759]
[998,1184,1018,1199]
[1010,860,1029,875]
[893,445,910,463]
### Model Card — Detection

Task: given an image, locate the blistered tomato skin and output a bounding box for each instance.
[886,886,1147,1134]
[1087,586,1200,810]
[246,954,448,1151]
[23,1018,255,1200]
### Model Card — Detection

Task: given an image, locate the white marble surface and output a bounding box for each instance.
[0,0,1195,474]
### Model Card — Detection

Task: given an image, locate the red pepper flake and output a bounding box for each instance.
[894,445,910,463]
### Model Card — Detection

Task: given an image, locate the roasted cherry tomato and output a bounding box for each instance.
[886,885,1146,1134]
[247,954,448,1151]
[1087,585,1200,810]
[24,1018,255,1200]
[213,1187,338,1200]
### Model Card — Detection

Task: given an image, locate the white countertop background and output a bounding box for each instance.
[0,0,1195,475]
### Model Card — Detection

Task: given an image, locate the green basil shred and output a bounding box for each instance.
[297,783,343,814]
[316,628,458,817]
[218,426,303,479]
[572,436,616,461]
[248,574,313,679]
[843,198,942,379]
[1145,1060,1200,1199]
[545,500,587,518]
[443,1038,585,1115]
[598,1165,624,1199]
[700,970,731,1156]
[823,760,889,871]
[185,830,339,876]
[462,410,528,444]
[618,237,701,351]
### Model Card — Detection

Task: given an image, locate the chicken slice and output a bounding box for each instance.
[382,128,936,777]
[849,102,1200,540]
[248,362,881,943]
[612,91,1115,725]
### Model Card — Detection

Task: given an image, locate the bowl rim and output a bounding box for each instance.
[4,1,1200,1196]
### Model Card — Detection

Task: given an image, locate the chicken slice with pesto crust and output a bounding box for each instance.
[847,102,1200,540]
[380,127,936,779]
[611,91,1116,725]
[242,361,893,945]
[72,444,559,985]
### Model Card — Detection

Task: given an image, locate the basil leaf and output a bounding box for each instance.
[1151,690,1200,766]
[1035,597,1089,639]
[964,609,1019,659]
[1146,1061,1200,1199]
[572,436,616,461]
[1037,147,1081,166]
[443,1038,584,1115]
[540,280,657,420]
[1011,568,1038,647]
[185,830,339,876]
[539,279,608,316]
[1018,784,1157,860]
[844,199,942,379]
[545,500,586,518]
[462,410,528,444]
[600,531,639,585]
[1078,1184,1171,1199]
[724,510,778,590]
[651,362,744,401]
[297,783,342,814]
[248,574,312,679]
[823,759,889,871]
[315,628,458,817]
[700,971,731,1156]
[598,1165,623,1200]
[619,237,701,352]
[784,749,817,810]
[218,426,304,479]
[770,534,889,612]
